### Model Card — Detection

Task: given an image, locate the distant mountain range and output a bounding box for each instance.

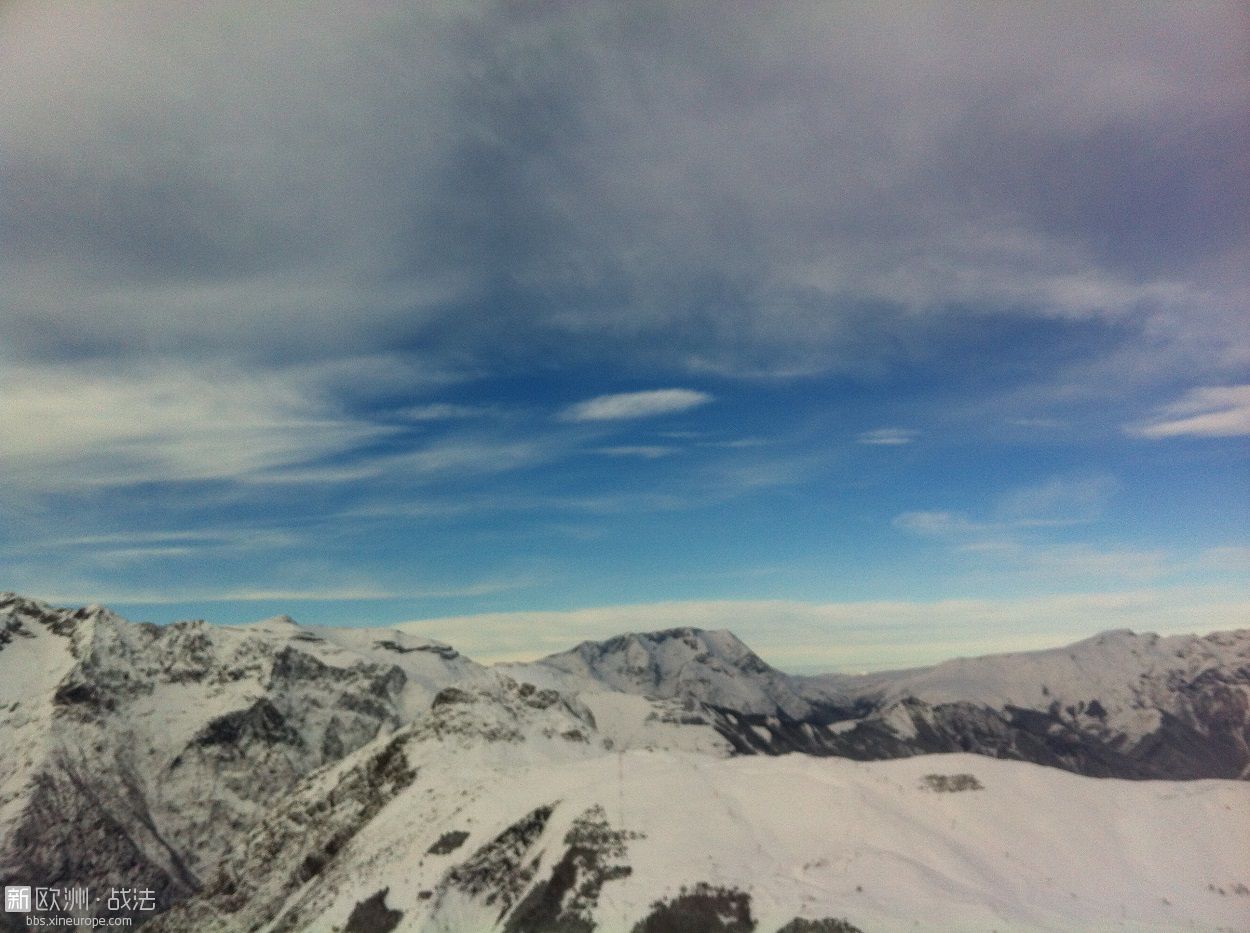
[2,592,1247,931]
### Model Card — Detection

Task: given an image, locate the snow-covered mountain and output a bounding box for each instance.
[510,623,1250,780]
[504,628,822,718]
[2,592,1248,930]
[0,593,486,924]
[794,627,1250,780]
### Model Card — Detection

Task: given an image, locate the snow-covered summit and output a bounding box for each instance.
[515,626,817,718]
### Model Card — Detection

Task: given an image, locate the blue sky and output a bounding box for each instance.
[1,2,1246,670]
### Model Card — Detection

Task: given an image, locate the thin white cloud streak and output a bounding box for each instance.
[399,403,492,422]
[0,361,555,494]
[26,579,534,607]
[896,474,1118,539]
[0,361,396,490]
[398,589,1250,671]
[560,389,712,422]
[856,427,918,446]
[1129,385,1250,438]
[593,446,673,459]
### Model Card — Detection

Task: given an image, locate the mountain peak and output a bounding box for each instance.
[535,626,809,717]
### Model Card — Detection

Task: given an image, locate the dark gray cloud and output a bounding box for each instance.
[2,1,1246,378]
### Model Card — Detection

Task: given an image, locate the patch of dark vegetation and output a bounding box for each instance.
[428,830,470,855]
[343,887,403,933]
[921,773,984,792]
[631,883,755,933]
[504,804,642,933]
[775,918,865,932]
[444,804,555,911]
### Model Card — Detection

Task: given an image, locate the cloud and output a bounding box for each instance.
[560,389,713,422]
[28,581,529,606]
[397,589,1250,670]
[892,511,988,538]
[593,446,673,459]
[399,403,492,422]
[993,474,1118,524]
[2,2,1244,383]
[0,360,396,490]
[1129,385,1250,438]
[857,427,918,446]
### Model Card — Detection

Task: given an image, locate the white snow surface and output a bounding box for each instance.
[258,744,1250,933]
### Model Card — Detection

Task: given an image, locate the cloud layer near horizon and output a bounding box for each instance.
[398,589,1250,671]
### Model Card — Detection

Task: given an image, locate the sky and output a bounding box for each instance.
[1,2,1247,671]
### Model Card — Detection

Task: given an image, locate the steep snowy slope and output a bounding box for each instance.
[0,593,488,924]
[149,718,1250,932]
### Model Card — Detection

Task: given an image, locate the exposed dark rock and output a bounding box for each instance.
[374,638,460,660]
[428,830,470,855]
[443,804,554,911]
[775,919,865,933]
[344,888,403,933]
[504,804,639,933]
[921,773,984,792]
[193,698,304,750]
[631,883,756,933]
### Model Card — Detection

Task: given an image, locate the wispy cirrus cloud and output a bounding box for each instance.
[560,389,713,422]
[593,446,674,459]
[0,361,396,491]
[399,403,494,422]
[857,427,918,446]
[1129,385,1250,439]
[890,474,1177,584]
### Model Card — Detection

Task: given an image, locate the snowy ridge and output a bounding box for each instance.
[3,592,1249,929]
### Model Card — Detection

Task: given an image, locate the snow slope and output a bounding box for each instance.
[151,728,1250,932]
